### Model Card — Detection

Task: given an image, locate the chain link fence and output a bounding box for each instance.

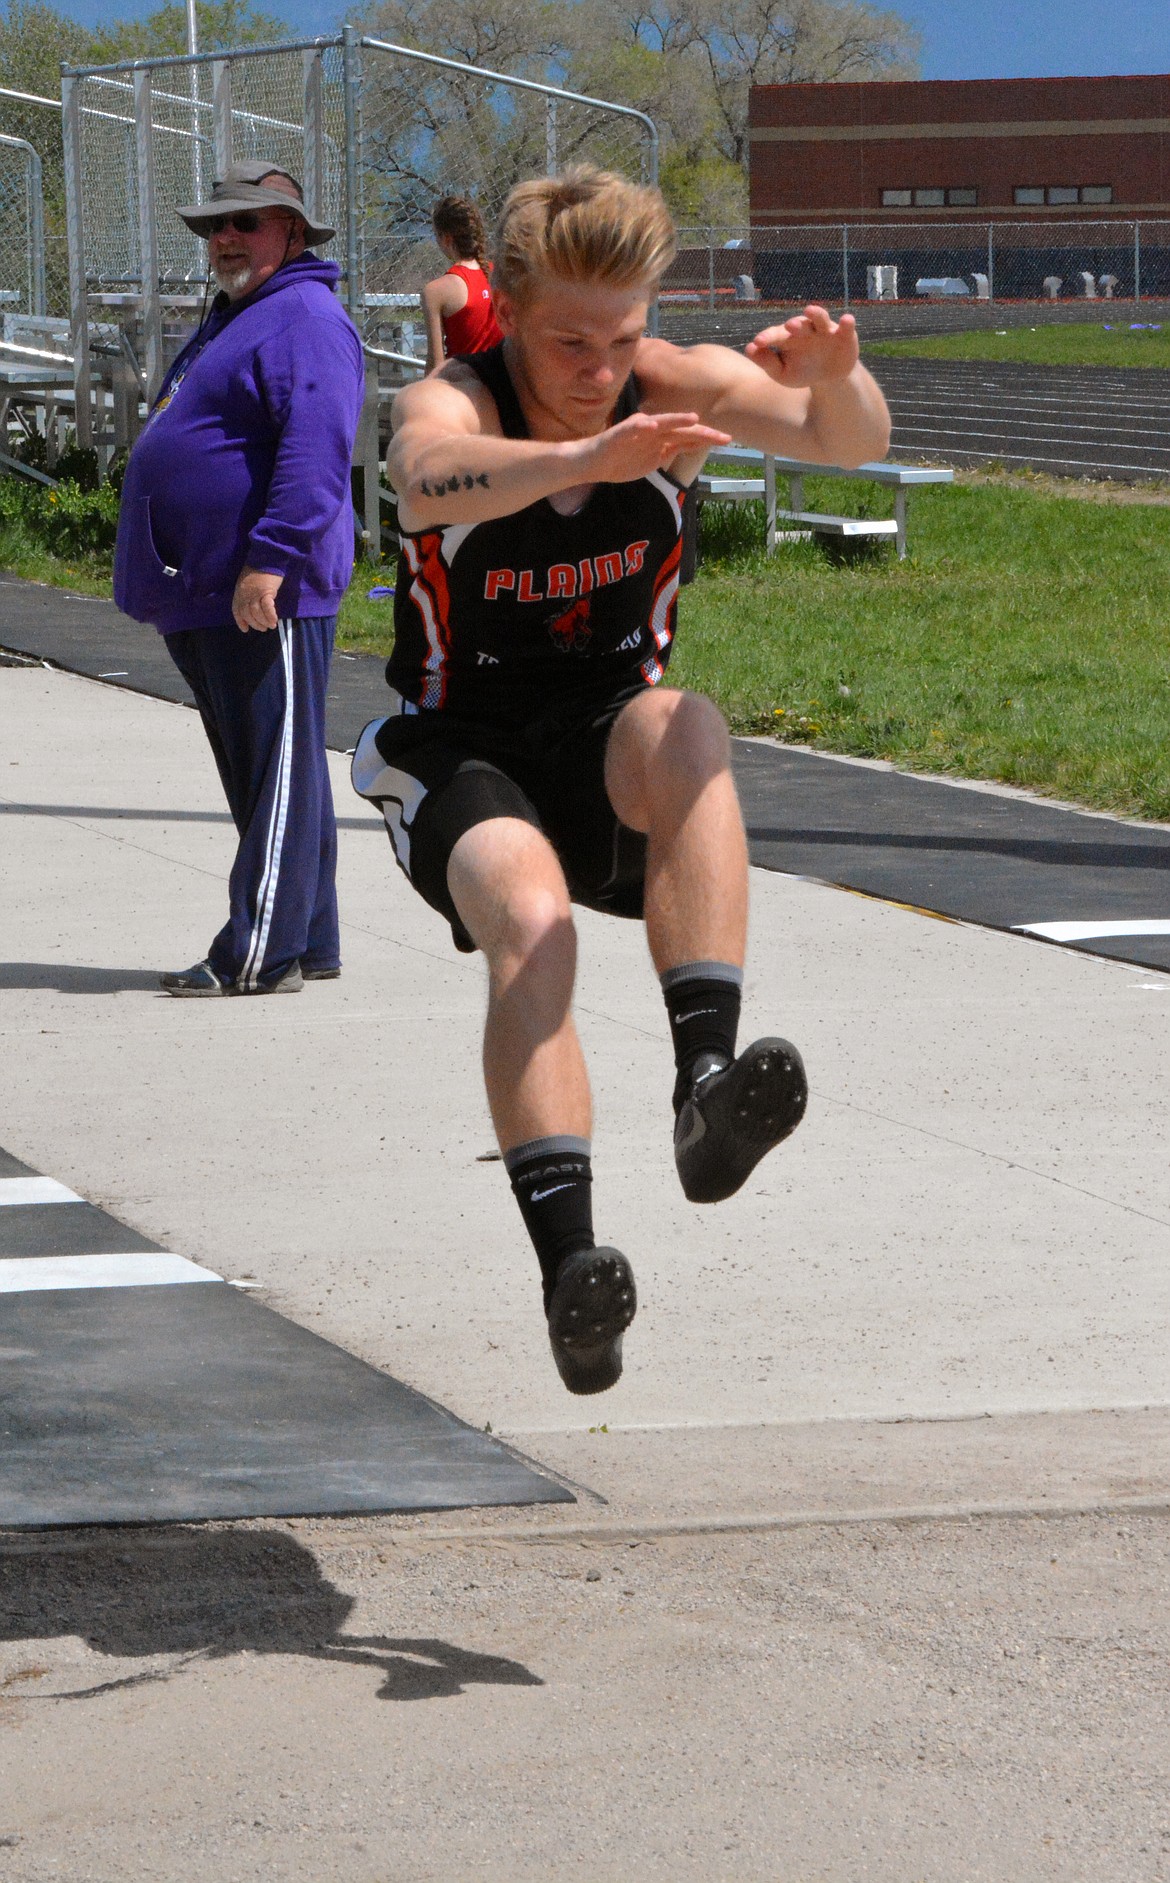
[60,32,656,447]
[0,134,45,316]
[667,222,1170,310]
[357,35,653,348]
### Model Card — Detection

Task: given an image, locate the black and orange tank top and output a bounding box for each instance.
[386,343,688,722]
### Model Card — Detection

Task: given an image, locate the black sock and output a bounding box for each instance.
[661,960,743,1113]
[505,1136,595,1311]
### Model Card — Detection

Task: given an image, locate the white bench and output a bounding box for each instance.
[696,449,954,559]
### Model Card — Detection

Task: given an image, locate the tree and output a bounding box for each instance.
[89,0,293,65]
[354,0,919,226]
[682,0,920,168]
[0,0,292,312]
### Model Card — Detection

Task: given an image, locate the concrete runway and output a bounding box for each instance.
[3,664,1170,1878]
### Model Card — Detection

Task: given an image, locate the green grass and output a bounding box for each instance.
[5,473,1170,821]
[865,321,1170,369]
[671,480,1170,819]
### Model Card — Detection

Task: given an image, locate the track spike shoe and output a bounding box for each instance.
[546,1246,637,1396]
[674,1037,808,1204]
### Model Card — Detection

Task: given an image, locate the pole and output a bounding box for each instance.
[134,66,163,404]
[61,74,92,451]
[302,50,325,226]
[545,94,557,177]
[987,222,994,304]
[211,58,232,177]
[842,223,849,310]
[341,23,360,323]
[1134,221,1141,303]
[186,0,202,208]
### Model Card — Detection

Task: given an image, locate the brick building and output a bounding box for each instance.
[746,74,1170,299]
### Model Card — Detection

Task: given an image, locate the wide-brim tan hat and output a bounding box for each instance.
[176,160,335,247]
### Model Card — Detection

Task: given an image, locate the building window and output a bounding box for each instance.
[947,188,978,206]
[914,187,945,207]
[1047,186,1079,205]
[1014,187,1045,205]
[1081,185,1113,204]
[881,188,912,207]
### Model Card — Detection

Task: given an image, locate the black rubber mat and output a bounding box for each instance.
[0,1202,163,1258]
[0,1149,572,1528]
[0,1282,570,1527]
[0,574,387,754]
[734,741,1170,973]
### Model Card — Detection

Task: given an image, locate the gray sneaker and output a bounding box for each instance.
[159,959,230,997]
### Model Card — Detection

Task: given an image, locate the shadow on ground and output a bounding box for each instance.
[0,802,381,830]
[745,824,1170,869]
[0,964,165,994]
[0,1527,542,1703]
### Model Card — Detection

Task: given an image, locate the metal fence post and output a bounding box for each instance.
[341,24,360,324]
[987,223,994,304]
[24,146,45,316]
[545,94,557,177]
[133,66,163,405]
[61,74,92,451]
[211,58,232,177]
[302,50,325,224]
[356,352,381,560]
[1134,221,1141,303]
[842,224,849,309]
[707,229,714,311]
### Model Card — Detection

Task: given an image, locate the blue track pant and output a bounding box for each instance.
[165,617,340,989]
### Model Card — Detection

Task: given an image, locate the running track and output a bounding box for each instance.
[872,358,1170,482]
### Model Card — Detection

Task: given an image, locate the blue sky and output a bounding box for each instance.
[903,0,1168,80]
[40,0,1170,76]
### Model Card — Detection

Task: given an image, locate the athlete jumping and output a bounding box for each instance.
[353,167,890,1395]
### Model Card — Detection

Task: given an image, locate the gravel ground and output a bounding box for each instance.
[1,1510,1168,1882]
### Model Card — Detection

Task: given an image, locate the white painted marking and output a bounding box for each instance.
[1013,919,1170,942]
[0,1177,83,1207]
[0,1253,222,1293]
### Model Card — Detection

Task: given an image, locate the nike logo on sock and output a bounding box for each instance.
[530,1183,574,1204]
[676,1006,718,1024]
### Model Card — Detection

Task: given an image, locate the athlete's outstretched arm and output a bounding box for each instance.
[388,367,728,533]
[649,306,890,471]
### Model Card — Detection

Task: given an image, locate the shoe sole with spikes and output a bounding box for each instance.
[547,1247,637,1396]
[674,1037,808,1204]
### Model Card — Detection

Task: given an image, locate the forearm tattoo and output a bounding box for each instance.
[420,471,491,497]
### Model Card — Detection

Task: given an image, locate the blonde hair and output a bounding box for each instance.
[493,165,676,304]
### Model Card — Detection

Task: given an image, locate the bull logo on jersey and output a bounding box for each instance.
[546,596,593,653]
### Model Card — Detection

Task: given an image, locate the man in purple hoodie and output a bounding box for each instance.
[114,162,365,995]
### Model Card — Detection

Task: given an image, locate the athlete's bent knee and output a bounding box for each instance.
[449,824,574,973]
[651,690,731,795]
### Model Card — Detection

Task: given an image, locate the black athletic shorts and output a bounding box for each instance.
[351,685,649,952]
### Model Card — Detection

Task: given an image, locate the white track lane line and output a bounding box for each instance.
[0,1177,84,1206]
[0,1253,223,1292]
[1014,918,1170,942]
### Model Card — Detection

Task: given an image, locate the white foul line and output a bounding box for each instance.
[0,1176,84,1206]
[0,1253,222,1293]
[1013,918,1170,942]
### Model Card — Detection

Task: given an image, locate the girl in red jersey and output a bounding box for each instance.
[422,195,503,373]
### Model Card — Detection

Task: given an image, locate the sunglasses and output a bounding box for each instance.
[203,210,290,237]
